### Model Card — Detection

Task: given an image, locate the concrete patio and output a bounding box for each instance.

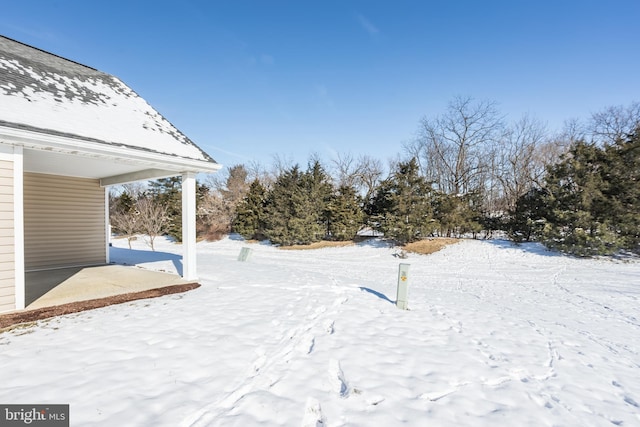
[26,264,194,310]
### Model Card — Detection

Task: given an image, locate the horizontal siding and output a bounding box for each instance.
[0,164,13,199]
[0,253,15,264]
[0,295,15,313]
[0,243,15,255]
[0,164,13,175]
[0,280,14,296]
[24,173,106,270]
[0,269,15,280]
[0,159,13,312]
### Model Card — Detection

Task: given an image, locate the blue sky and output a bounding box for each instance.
[2,1,639,171]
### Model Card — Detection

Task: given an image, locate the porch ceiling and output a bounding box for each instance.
[24,148,157,180]
[22,147,208,186]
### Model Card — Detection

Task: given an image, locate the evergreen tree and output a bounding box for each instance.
[602,129,640,251]
[327,185,364,241]
[263,165,322,245]
[433,192,483,237]
[367,159,436,244]
[305,160,334,239]
[148,177,182,241]
[220,165,250,206]
[111,190,136,216]
[507,187,547,242]
[233,179,267,240]
[541,141,622,255]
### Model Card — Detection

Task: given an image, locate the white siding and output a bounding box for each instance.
[24,173,106,270]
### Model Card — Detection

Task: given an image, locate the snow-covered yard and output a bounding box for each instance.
[1,236,639,426]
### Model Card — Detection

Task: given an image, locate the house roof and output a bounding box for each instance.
[0,35,219,179]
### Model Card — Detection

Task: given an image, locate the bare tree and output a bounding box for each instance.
[331,152,359,188]
[588,101,640,145]
[410,96,505,195]
[136,196,169,251]
[120,182,145,198]
[245,160,272,188]
[478,145,504,214]
[330,153,384,201]
[355,154,384,201]
[560,117,586,144]
[269,153,295,182]
[110,208,139,249]
[198,191,234,240]
[496,115,549,210]
[109,183,146,249]
[199,164,250,239]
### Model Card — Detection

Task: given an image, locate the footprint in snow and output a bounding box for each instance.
[310,306,327,320]
[484,376,511,387]
[329,359,349,398]
[297,333,315,355]
[366,395,385,407]
[301,397,325,427]
[333,296,349,306]
[624,395,639,408]
[420,388,458,402]
[420,381,470,402]
[252,347,267,372]
[323,319,335,335]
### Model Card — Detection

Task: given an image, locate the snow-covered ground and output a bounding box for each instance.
[2,236,640,426]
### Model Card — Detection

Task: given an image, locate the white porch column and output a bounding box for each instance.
[181,172,198,281]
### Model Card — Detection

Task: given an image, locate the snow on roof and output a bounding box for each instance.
[0,35,216,164]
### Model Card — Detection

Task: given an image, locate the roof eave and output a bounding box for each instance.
[0,124,222,176]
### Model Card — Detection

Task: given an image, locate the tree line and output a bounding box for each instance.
[110,97,639,256]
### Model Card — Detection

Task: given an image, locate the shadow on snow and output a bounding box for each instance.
[109,246,184,276]
[485,239,566,258]
[359,286,394,304]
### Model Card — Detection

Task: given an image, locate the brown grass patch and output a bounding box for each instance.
[0,283,200,332]
[279,241,355,250]
[403,238,460,255]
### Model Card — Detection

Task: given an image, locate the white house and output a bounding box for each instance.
[0,35,221,313]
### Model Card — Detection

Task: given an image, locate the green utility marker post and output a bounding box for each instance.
[396,263,410,310]
[237,247,253,262]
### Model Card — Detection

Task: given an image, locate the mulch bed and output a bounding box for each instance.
[0,283,200,331]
